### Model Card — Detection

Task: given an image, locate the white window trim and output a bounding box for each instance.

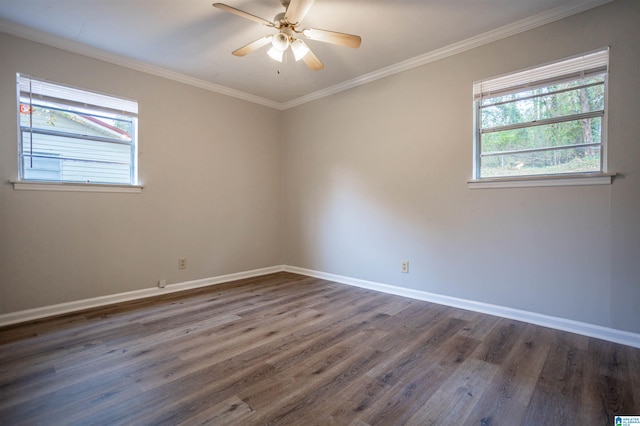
[471,48,613,188]
[468,172,615,189]
[11,180,143,193]
[17,74,139,187]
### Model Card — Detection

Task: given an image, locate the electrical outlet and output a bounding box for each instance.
[401,260,409,273]
[179,258,187,269]
[158,279,166,288]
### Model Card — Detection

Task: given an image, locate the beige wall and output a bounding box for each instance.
[281,0,640,334]
[1,0,639,335]
[0,34,282,313]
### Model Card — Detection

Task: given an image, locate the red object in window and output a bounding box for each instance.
[19,104,34,114]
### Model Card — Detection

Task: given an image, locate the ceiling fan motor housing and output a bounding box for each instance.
[274,12,286,26]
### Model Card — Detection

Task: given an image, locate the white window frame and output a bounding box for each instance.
[469,48,615,189]
[13,74,142,193]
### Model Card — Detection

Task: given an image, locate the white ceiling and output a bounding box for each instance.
[0,0,612,108]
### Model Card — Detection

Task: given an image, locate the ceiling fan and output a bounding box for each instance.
[213,0,361,70]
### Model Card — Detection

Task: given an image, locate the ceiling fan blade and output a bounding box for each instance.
[284,0,315,25]
[232,36,273,56]
[302,47,324,71]
[302,28,361,48]
[213,3,275,27]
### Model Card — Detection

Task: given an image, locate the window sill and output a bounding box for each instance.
[11,180,143,193]
[467,172,616,189]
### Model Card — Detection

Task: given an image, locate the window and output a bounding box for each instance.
[472,49,609,183]
[17,74,138,186]
[21,152,61,181]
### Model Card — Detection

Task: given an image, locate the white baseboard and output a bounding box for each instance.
[3,264,639,349]
[0,265,285,327]
[283,265,640,349]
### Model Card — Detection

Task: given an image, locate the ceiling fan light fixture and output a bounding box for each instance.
[271,32,290,52]
[267,46,284,62]
[214,1,361,71]
[291,39,310,61]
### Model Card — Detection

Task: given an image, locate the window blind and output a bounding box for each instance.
[18,74,138,117]
[473,48,609,100]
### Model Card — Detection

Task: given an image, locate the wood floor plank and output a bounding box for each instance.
[317,374,392,424]
[365,316,467,386]
[628,344,640,412]
[456,313,501,341]
[359,334,481,425]
[519,333,586,425]
[404,357,500,425]
[578,338,638,423]
[176,396,255,426]
[1,272,639,425]
[471,319,528,365]
[247,335,387,425]
[461,322,555,425]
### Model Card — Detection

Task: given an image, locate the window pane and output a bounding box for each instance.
[22,131,132,184]
[17,74,137,185]
[481,117,602,154]
[22,154,61,181]
[481,79,604,130]
[19,104,133,141]
[23,131,131,163]
[481,76,604,105]
[473,51,607,180]
[23,157,132,184]
[480,146,601,178]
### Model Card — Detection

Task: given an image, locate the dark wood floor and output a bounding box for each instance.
[1,272,639,425]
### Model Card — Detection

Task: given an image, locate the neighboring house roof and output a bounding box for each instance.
[20,106,131,140]
[77,114,131,139]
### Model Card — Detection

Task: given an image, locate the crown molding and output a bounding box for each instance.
[280,0,614,110]
[1,0,613,111]
[0,18,281,110]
